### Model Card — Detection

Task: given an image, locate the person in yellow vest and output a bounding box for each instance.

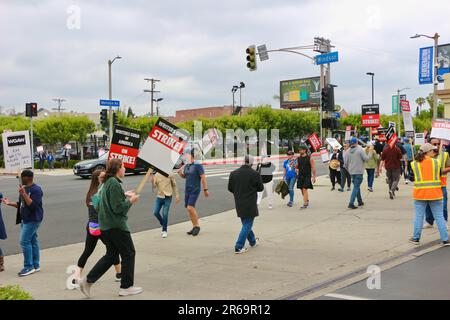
[423,138,450,229]
[409,143,450,246]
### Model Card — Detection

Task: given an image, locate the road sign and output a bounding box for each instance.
[99,99,120,107]
[257,44,269,61]
[315,51,339,65]
[361,104,380,127]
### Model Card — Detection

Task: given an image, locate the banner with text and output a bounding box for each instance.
[401,100,414,136]
[361,104,380,127]
[431,118,450,141]
[108,125,142,169]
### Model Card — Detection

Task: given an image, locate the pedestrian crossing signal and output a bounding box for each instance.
[246,45,257,71]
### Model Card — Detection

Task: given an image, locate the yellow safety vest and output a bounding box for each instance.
[439,152,449,187]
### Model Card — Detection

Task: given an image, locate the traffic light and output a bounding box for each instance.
[113,112,118,127]
[246,45,257,71]
[25,103,38,117]
[100,109,108,128]
[322,118,340,130]
[321,85,335,112]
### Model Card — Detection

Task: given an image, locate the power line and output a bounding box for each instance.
[52,98,66,114]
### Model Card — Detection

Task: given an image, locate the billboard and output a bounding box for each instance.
[438,44,450,79]
[280,77,321,109]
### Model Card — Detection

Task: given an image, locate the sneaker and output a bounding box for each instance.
[442,241,450,247]
[34,267,41,273]
[115,273,122,282]
[423,223,434,229]
[338,188,344,192]
[287,202,293,207]
[192,226,200,236]
[235,247,248,254]
[300,202,309,210]
[347,188,351,191]
[187,228,194,235]
[161,231,168,238]
[71,278,80,289]
[409,238,420,245]
[250,238,260,248]
[389,191,394,199]
[79,278,92,298]
[119,286,143,297]
[396,187,399,191]
[268,204,273,210]
[348,204,358,210]
[18,268,35,277]
[358,202,364,207]
[405,180,410,185]
[368,188,373,192]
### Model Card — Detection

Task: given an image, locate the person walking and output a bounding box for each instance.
[38,151,46,171]
[295,145,316,209]
[178,149,209,236]
[3,170,44,277]
[344,138,370,209]
[424,139,450,229]
[283,150,297,207]
[338,142,351,192]
[79,159,141,297]
[365,142,379,192]
[47,152,55,171]
[74,169,121,285]
[380,142,403,199]
[152,171,180,238]
[409,143,449,246]
[256,155,275,209]
[0,192,6,272]
[329,147,341,191]
[228,155,264,254]
[403,138,414,184]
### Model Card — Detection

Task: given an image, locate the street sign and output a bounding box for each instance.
[361,104,380,127]
[257,44,269,61]
[419,46,434,85]
[109,125,142,169]
[392,95,399,114]
[333,112,341,119]
[315,51,339,65]
[99,99,120,107]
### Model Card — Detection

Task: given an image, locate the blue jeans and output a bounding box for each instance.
[349,174,363,206]
[235,217,256,250]
[20,222,41,269]
[285,176,296,203]
[153,196,172,232]
[426,187,448,224]
[414,200,448,242]
[366,169,375,189]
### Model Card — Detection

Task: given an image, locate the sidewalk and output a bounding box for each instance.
[0,169,74,176]
[0,174,443,300]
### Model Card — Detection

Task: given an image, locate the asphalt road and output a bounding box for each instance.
[0,160,328,255]
[317,247,450,300]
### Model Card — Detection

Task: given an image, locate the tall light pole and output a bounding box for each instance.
[410,33,440,120]
[366,72,375,105]
[238,82,245,116]
[144,78,160,117]
[231,86,238,114]
[108,55,122,144]
[397,87,410,136]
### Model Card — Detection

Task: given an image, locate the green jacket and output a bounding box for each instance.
[98,177,132,232]
[365,150,379,169]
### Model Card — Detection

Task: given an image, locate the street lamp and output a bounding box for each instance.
[397,87,410,136]
[366,72,375,105]
[239,82,245,113]
[410,33,440,120]
[107,55,122,144]
[232,85,239,113]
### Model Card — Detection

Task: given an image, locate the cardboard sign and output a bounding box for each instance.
[386,125,398,148]
[361,104,380,127]
[401,100,414,135]
[307,132,322,152]
[320,148,330,163]
[108,125,142,169]
[326,137,342,150]
[414,133,425,146]
[138,118,190,177]
[201,128,219,155]
[431,118,450,141]
[345,126,351,142]
[1,130,32,172]
[36,146,44,152]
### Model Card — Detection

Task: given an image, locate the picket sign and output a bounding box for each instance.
[431,119,450,141]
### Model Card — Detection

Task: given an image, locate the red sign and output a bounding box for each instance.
[108,125,142,169]
[361,104,380,127]
[307,132,322,151]
[400,100,410,112]
[385,125,398,148]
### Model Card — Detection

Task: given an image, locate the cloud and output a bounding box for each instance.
[0,0,449,117]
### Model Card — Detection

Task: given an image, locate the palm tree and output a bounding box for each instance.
[415,97,426,115]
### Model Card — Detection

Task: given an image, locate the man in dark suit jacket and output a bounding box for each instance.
[228,155,264,254]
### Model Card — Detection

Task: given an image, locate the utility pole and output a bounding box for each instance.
[52,98,66,114]
[433,33,439,120]
[144,78,160,117]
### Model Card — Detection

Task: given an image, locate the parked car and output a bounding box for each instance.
[55,148,80,161]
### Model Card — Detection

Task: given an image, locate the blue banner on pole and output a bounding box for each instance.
[99,99,120,107]
[419,46,433,85]
[315,52,339,65]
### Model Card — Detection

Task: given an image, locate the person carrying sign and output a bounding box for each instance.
[178,149,209,237]
[295,145,316,210]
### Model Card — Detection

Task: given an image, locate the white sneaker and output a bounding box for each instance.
[235,247,248,254]
[119,286,143,296]
[251,238,260,248]
[161,231,168,238]
[423,223,434,229]
[268,204,273,210]
[405,180,410,185]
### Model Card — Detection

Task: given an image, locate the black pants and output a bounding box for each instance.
[87,229,136,289]
[340,167,351,189]
[77,226,120,268]
[329,168,341,188]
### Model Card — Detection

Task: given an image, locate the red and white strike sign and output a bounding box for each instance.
[307,132,322,152]
[108,125,142,169]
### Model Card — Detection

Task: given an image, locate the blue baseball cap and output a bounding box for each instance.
[350,137,358,145]
[403,137,409,142]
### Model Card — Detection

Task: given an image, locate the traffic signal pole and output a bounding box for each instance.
[30,115,34,171]
[108,59,113,147]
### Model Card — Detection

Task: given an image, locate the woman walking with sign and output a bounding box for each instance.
[295,145,317,209]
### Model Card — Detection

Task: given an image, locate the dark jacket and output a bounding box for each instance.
[0,193,6,240]
[228,165,264,219]
[16,184,44,224]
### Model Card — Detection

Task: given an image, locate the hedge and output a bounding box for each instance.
[0,285,33,300]
[33,160,79,169]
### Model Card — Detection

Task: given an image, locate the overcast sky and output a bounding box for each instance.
[1,0,449,117]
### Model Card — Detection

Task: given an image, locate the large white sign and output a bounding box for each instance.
[2,130,32,172]
[431,119,450,141]
[414,133,425,146]
[138,118,190,176]
[201,128,219,156]
[401,100,414,134]
[326,137,342,150]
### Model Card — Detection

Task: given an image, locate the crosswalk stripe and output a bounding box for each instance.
[324,293,371,300]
